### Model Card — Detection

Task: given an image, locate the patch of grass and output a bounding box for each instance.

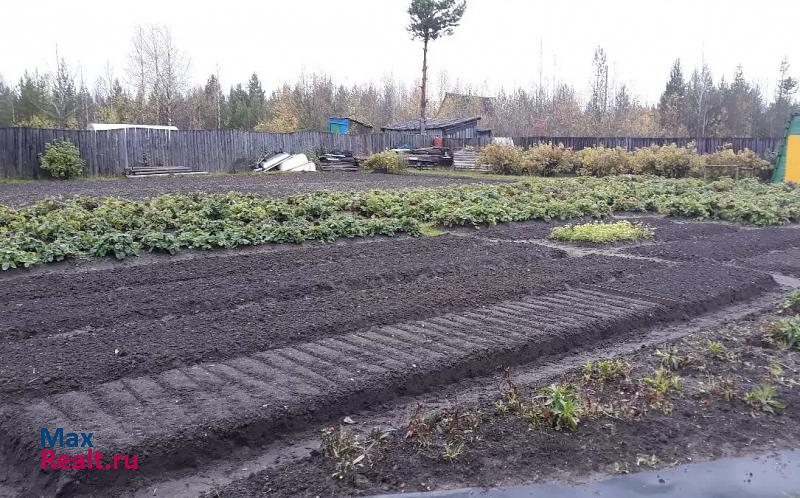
[436,407,482,437]
[441,440,465,462]
[778,290,800,314]
[406,168,514,181]
[404,405,435,447]
[706,341,733,361]
[636,454,660,468]
[582,359,632,383]
[549,221,654,243]
[419,223,447,236]
[700,375,738,401]
[321,425,367,479]
[744,384,785,414]
[654,345,684,371]
[642,368,682,395]
[764,317,800,350]
[641,368,682,413]
[612,461,631,474]
[0,178,38,184]
[497,368,523,413]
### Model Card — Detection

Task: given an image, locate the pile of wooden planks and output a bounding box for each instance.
[452,150,490,171]
[318,152,359,172]
[125,166,207,178]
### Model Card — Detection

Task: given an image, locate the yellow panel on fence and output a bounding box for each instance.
[786,135,800,183]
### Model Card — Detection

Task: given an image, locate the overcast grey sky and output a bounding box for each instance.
[2,0,798,103]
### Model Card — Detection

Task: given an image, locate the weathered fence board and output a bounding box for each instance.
[0,127,780,179]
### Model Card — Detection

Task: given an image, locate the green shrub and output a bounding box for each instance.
[39,139,85,179]
[539,384,582,431]
[767,316,800,350]
[693,145,773,180]
[581,358,632,383]
[576,146,635,176]
[549,220,654,243]
[519,143,579,176]
[632,143,700,178]
[361,150,408,174]
[478,143,524,174]
[475,142,771,180]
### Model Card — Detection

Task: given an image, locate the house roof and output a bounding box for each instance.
[381,116,481,132]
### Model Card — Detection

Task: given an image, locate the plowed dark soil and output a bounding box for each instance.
[460,215,741,244]
[218,310,800,498]
[626,225,800,262]
[0,213,797,498]
[0,235,653,401]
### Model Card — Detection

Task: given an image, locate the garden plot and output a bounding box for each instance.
[216,293,800,498]
[0,220,787,497]
[0,171,509,208]
[0,177,799,496]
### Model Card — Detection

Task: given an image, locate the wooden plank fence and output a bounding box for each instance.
[511,136,782,157]
[0,127,490,179]
[0,127,781,179]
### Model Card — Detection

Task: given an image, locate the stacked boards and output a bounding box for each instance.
[773,114,800,183]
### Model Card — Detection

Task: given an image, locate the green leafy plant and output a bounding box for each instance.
[744,384,785,414]
[550,221,654,243]
[2,176,799,270]
[90,232,140,260]
[777,290,800,314]
[705,341,732,361]
[442,440,465,462]
[654,345,683,370]
[765,317,800,350]
[0,243,38,270]
[321,426,366,479]
[538,383,583,431]
[39,139,85,179]
[361,150,408,174]
[641,368,682,395]
[582,359,632,383]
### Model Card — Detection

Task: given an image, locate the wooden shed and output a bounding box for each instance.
[381,116,489,139]
[327,117,373,135]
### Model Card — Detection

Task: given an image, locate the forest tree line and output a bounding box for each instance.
[0,25,797,138]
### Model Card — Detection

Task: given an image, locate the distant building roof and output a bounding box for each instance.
[436,93,495,118]
[382,116,481,132]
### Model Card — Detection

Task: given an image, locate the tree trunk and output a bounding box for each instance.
[420,37,428,135]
